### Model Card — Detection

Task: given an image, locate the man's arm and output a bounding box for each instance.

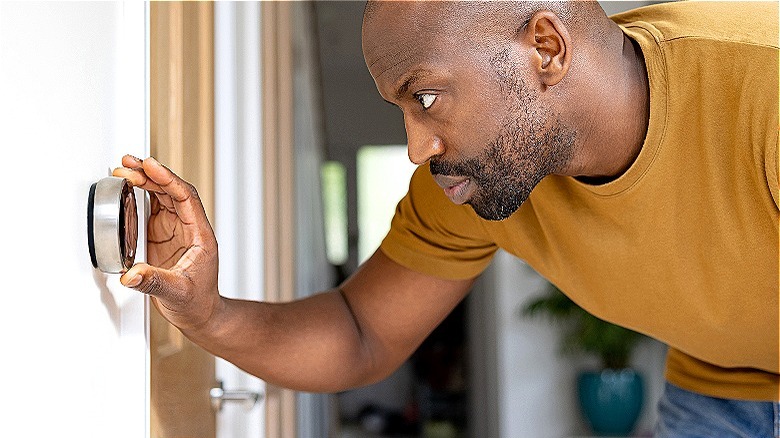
[188,250,473,392]
[113,155,473,392]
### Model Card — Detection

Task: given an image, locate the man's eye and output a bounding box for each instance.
[416,93,436,110]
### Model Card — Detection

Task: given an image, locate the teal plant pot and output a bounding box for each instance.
[577,369,644,436]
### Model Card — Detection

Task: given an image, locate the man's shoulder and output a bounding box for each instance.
[611,1,778,49]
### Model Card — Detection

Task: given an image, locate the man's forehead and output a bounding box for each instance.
[362,1,438,55]
[362,1,466,82]
[363,0,443,24]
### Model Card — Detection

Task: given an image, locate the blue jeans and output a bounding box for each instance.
[656,382,780,438]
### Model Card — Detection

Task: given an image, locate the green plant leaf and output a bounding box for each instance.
[521,283,645,369]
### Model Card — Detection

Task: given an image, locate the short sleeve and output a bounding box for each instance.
[379,164,498,280]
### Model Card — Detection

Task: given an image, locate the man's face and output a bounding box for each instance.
[363,2,575,221]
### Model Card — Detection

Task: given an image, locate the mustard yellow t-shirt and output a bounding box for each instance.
[379,1,779,401]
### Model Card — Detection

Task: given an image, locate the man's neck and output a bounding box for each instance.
[565,26,650,182]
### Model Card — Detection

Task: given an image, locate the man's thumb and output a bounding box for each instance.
[120,263,177,300]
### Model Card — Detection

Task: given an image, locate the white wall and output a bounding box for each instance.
[0,2,148,437]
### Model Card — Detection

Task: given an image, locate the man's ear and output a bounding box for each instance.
[522,11,572,87]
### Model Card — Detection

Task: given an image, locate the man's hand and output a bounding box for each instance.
[112,155,222,332]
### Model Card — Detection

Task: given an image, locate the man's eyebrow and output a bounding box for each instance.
[394,70,428,100]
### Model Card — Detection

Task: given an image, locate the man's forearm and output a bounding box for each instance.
[180,290,380,392]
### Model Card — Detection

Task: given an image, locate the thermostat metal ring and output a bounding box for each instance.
[87,176,137,273]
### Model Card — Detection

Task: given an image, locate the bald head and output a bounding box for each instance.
[362,1,612,90]
[359,0,648,218]
[363,1,609,46]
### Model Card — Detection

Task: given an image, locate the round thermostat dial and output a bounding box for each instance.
[87,176,138,273]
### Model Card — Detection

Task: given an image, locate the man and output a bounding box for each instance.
[114,1,779,435]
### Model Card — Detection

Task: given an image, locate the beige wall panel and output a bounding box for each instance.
[150,3,217,438]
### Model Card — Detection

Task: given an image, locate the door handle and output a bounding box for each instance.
[209,381,263,412]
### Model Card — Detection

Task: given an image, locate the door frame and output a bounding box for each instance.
[149,3,217,437]
[150,3,299,437]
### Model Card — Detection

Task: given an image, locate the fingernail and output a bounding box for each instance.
[128,155,141,162]
[126,274,142,287]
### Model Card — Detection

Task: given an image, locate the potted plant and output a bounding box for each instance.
[523,283,647,436]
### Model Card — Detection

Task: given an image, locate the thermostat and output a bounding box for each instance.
[87,176,138,273]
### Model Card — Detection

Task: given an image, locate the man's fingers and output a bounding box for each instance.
[114,156,197,206]
[115,155,214,250]
[141,157,194,202]
[154,191,176,212]
[113,166,165,194]
[141,157,210,228]
[121,263,184,304]
[121,154,143,169]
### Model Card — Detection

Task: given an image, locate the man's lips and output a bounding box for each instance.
[433,174,475,205]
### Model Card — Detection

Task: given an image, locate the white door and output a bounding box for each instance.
[0,3,149,437]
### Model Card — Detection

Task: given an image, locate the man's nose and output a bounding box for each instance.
[404,115,444,165]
